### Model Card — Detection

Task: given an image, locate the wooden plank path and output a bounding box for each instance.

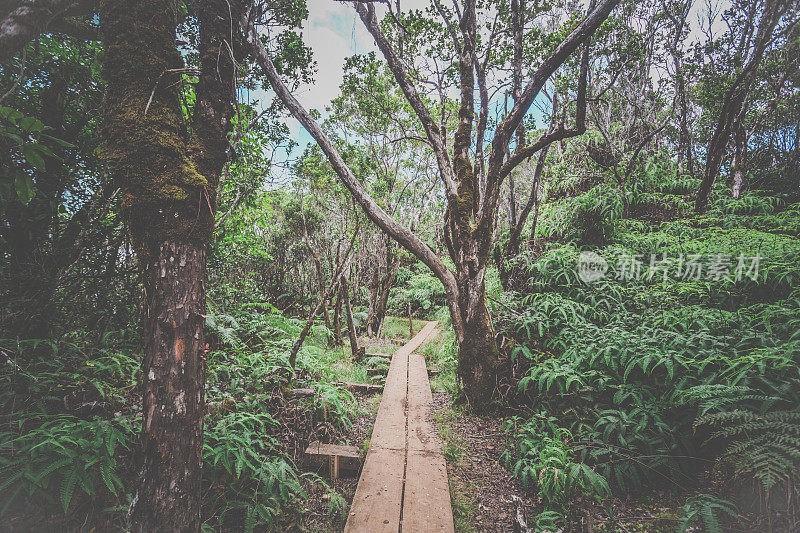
[344,321,455,533]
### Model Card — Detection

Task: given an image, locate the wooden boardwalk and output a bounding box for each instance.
[344,321,454,533]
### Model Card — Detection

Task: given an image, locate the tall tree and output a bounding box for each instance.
[246,0,621,406]
[100,0,241,529]
[694,0,797,212]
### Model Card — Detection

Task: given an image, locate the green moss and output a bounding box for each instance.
[99,0,213,250]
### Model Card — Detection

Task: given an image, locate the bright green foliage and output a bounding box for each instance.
[503,417,610,505]
[502,169,800,529]
[0,416,134,514]
[389,267,447,316]
[203,409,304,532]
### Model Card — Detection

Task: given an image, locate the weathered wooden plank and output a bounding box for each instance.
[402,449,455,533]
[333,382,383,393]
[368,339,408,451]
[345,320,451,533]
[407,352,441,453]
[304,441,362,478]
[343,447,406,533]
[400,320,438,355]
[365,352,392,359]
[304,441,361,459]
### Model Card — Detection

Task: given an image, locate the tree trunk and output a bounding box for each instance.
[454,269,500,408]
[370,247,399,337]
[365,266,379,336]
[129,241,206,532]
[342,275,361,360]
[695,0,787,212]
[101,0,240,530]
[731,125,746,199]
[302,212,332,331]
[247,0,616,408]
[373,269,395,337]
[676,70,693,177]
[332,284,343,346]
[314,258,331,331]
[408,301,413,338]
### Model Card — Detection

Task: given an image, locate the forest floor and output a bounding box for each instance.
[431,392,536,532]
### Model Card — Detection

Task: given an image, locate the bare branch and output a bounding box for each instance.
[487,0,620,178]
[353,1,459,201]
[244,13,461,327]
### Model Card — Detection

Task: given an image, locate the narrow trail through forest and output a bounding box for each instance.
[344,320,454,533]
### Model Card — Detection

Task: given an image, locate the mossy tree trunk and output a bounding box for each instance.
[100,0,241,530]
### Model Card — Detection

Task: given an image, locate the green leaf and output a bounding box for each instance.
[22,144,46,171]
[40,134,75,148]
[60,469,79,513]
[18,116,45,132]
[14,172,35,205]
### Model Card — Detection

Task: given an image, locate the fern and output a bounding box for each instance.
[677,494,738,533]
[696,408,800,492]
[0,416,135,515]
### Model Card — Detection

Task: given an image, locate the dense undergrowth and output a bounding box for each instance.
[0,287,376,531]
[497,170,800,531]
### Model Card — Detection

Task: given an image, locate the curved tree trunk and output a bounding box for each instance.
[247,0,618,409]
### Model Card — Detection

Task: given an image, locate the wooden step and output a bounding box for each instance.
[365,352,392,359]
[333,381,383,393]
[304,441,362,479]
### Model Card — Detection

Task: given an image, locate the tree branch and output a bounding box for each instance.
[244,13,462,332]
[353,1,459,202]
[485,0,619,188]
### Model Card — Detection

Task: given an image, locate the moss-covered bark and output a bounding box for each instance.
[100,0,209,255]
[99,1,241,531]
